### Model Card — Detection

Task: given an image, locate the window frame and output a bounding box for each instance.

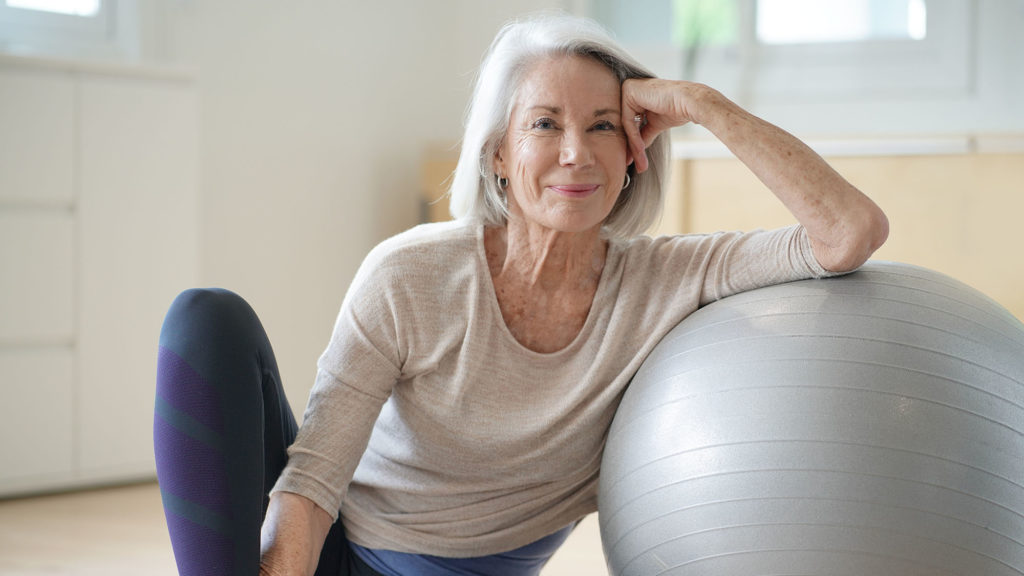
[0,0,139,61]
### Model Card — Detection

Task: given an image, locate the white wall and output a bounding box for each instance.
[155,0,568,416]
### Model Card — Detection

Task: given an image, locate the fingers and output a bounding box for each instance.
[622,78,677,174]
[625,110,649,173]
[622,83,650,173]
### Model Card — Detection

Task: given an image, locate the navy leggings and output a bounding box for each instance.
[154,288,380,576]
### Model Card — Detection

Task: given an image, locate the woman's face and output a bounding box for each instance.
[496,55,629,236]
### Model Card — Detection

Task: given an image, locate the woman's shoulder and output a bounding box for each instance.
[367,219,479,267]
[348,219,481,299]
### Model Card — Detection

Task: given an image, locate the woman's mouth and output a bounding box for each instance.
[549,184,600,198]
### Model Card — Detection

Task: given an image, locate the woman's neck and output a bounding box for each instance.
[486,218,606,291]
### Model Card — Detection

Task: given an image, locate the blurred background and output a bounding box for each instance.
[1,0,1022,573]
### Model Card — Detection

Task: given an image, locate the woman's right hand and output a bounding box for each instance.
[259,492,335,576]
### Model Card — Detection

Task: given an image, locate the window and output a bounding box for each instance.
[674,0,739,48]
[0,0,138,61]
[588,0,972,105]
[6,0,100,16]
[757,0,927,44]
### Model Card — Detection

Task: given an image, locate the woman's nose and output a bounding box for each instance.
[559,130,594,167]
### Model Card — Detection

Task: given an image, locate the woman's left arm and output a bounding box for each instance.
[622,79,888,273]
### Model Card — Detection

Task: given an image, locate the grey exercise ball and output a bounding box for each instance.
[599,261,1024,576]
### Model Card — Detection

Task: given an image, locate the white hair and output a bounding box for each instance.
[447,13,672,238]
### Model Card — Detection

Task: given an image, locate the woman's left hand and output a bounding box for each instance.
[620,78,716,173]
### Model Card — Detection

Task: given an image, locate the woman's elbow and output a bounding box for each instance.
[818,205,890,273]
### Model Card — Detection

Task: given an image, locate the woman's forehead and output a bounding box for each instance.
[512,55,620,115]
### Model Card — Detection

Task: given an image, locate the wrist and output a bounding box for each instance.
[681,82,722,126]
[259,560,285,576]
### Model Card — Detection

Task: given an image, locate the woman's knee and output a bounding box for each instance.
[159,288,273,384]
[162,288,263,345]
[166,287,253,328]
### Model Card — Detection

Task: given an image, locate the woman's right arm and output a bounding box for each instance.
[259,492,335,576]
[258,240,409,574]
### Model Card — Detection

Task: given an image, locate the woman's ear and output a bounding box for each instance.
[493,147,506,178]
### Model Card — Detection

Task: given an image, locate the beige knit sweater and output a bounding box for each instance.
[271,219,831,557]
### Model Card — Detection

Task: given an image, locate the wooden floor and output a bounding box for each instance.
[0,483,176,576]
[0,482,608,575]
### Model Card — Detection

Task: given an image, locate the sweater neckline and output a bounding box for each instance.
[473,222,620,358]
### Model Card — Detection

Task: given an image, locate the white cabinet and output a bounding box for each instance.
[0,349,75,484]
[0,211,74,344]
[0,57,198,496]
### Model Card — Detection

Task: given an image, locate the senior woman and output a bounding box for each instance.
[154,13,887,576]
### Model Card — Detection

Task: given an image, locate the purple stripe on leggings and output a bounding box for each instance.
[154,415,232,518]
[164,508,235,576]
[156,346,226,436]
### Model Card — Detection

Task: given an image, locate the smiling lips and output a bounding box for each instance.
[549,184,600,198]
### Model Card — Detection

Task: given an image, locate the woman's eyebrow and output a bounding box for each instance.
[524,106,620,117]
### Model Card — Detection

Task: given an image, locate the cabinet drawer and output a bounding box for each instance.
[0,211,74,343]
[0,347,74,491]
[0,69,75,206]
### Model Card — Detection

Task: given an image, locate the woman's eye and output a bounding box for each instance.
[532,118,556,130]
[594,120,616,131]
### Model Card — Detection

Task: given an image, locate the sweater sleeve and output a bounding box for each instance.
[270,244,404,520]
[699,224,838,305]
